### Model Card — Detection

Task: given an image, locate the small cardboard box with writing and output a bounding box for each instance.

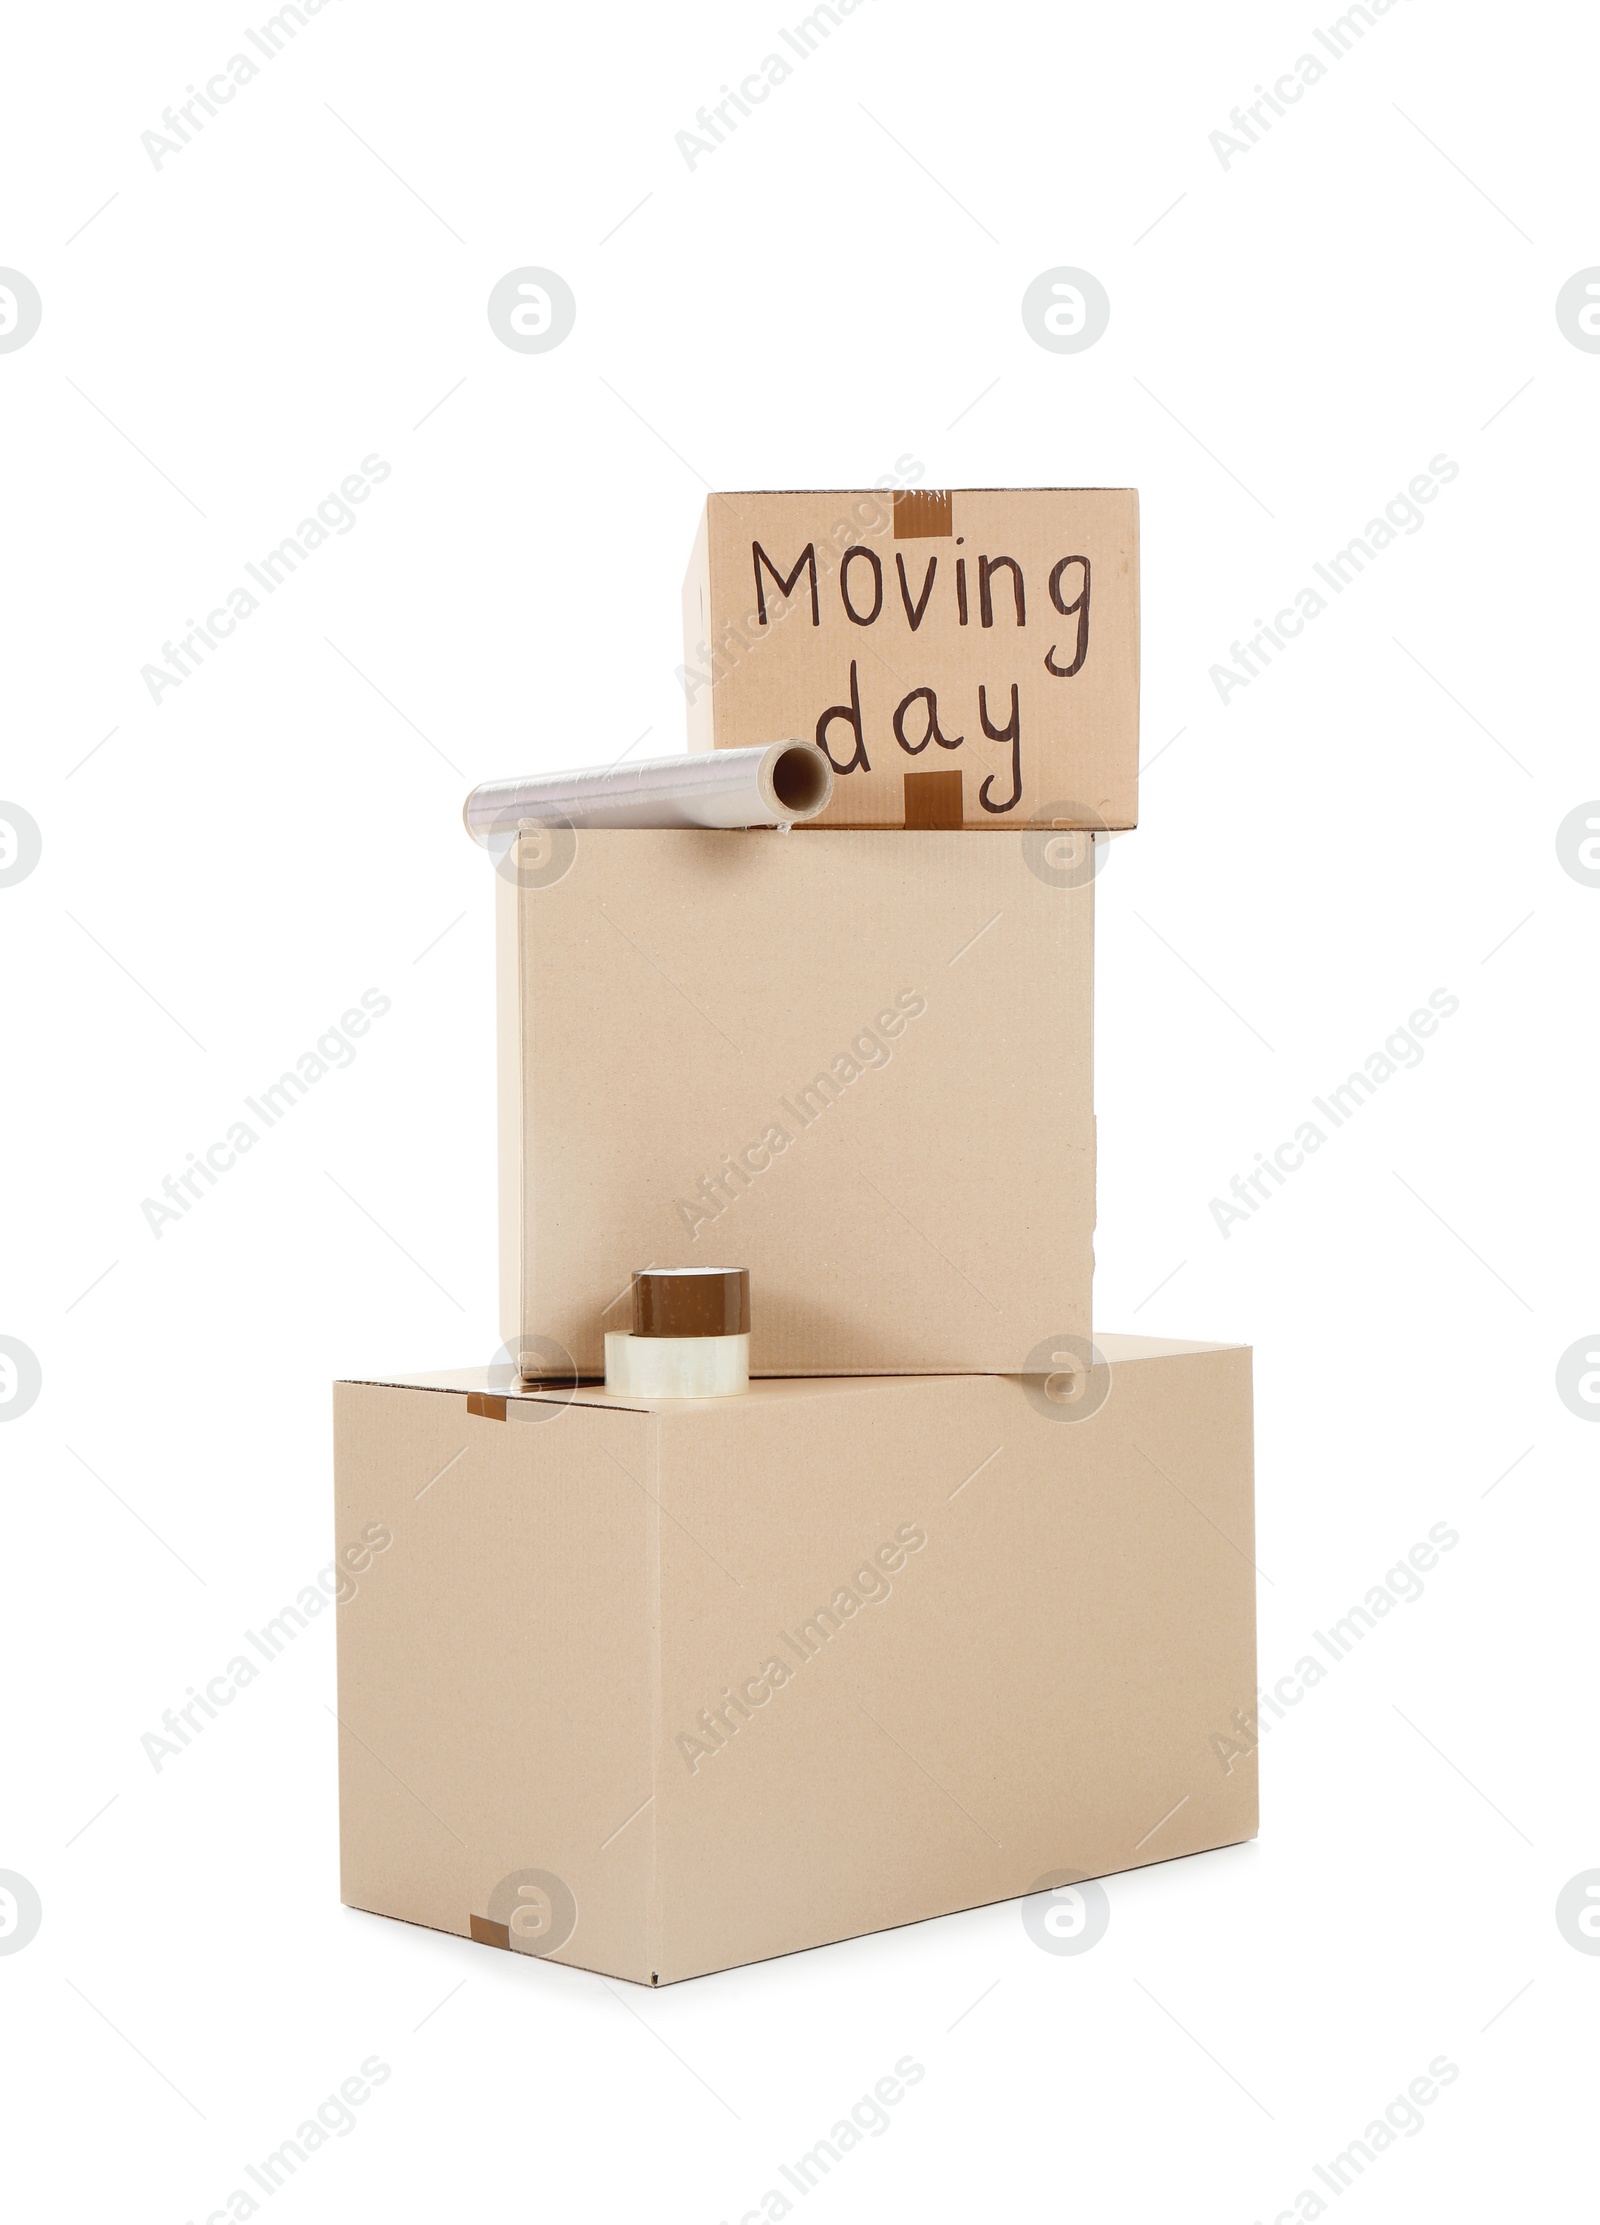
[682,487,1139,831]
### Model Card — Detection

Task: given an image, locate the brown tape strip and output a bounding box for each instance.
[632,1267,750,1338]
[893,488,953,538]
[466,1393,507,1421]
[469,1914,511,1949]
[903,769,964,829]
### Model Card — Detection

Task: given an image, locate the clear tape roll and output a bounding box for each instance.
[604,1331,750,1399]
[464,743,832,842]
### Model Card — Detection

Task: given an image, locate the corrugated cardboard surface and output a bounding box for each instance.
[334,1340,1256,1986]
[682,489,1139,829]
[502,829,1094,1377]
[334,1382,658,1981]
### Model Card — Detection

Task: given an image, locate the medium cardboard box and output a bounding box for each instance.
[681,488,1140,830]
[334,1338,1256,1986]
[496,828,1095,1379]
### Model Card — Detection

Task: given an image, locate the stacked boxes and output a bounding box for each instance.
[336,488,1257,1985]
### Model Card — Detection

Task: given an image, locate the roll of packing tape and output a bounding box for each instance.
[604,1331,749,1398]
[604,1268,752,1397]
[631,1267,750,1339]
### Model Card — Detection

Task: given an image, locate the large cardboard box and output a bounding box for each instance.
[682,488,1139,830]
[334,1339,1256,1987]
[496,828,1095,1380]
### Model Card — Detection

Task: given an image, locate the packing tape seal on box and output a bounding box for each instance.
[463,742,832,842]
[605,1267,751,1398]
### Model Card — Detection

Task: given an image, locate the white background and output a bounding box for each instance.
[3,0,1596,2216]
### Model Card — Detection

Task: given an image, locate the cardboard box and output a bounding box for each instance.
[334,1338,1256,1986]
[682,488,1140,830]
[496,828,1095,1379]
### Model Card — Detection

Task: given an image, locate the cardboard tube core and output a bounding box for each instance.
[768,745,831,815]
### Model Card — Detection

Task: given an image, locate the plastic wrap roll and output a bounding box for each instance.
[464,743,832,842]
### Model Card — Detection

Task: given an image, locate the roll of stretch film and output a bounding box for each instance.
[463,743,832,842]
